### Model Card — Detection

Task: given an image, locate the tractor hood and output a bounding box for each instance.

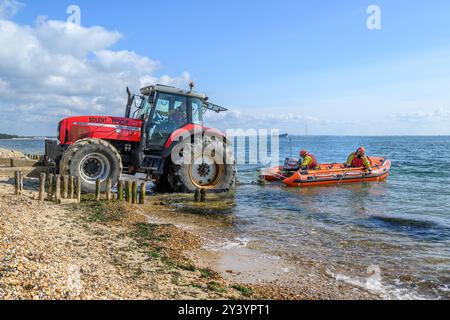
[58,116,143,145]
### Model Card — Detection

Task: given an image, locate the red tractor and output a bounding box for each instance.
[45,84,236,193]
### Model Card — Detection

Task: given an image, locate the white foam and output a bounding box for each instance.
[439,284,450,293]
[204,237,252,252]
[327,270,428,300]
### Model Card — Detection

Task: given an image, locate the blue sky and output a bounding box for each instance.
[1,0,450,135]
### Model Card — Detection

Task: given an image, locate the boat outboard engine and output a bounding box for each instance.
[284,158,300,171]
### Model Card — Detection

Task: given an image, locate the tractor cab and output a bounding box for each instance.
[126,84,227,151]
[48,83,236,194]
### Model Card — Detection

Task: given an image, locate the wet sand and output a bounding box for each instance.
[140,194,379,300]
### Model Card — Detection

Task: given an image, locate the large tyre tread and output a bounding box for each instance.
[160,138,236,194]
[59,138,123,193]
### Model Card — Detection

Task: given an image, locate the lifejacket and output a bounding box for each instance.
[305,154,318,170]
[351,153,364,168]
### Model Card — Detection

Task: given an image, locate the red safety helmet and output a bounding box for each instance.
[357,147,366,155]
[300,150,308,157]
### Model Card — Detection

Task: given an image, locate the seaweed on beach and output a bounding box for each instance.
[78,199,132,223]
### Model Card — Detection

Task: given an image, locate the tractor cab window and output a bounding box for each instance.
[135,97,152,120]
[147,93,188,148]
[154,97,170,121]
[191,98,203,125]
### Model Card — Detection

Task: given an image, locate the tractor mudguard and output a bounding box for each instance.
[162,124,232,159]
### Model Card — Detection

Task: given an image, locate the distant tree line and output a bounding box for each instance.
[0,133,19,139]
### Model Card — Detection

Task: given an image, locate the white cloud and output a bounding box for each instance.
[0,14,190,135]
[139,71,191,88]
[0,78,10,94]
[34,19,122,58]
[391,107,450,122]
[0,0,23,19]
[95,50,158,73]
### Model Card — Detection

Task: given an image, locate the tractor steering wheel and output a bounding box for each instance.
[153,111,165,123]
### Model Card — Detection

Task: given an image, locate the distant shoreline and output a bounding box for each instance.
[0,134,19,140]
[0,137,55,141]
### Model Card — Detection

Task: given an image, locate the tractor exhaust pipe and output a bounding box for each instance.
[125,87,134,118]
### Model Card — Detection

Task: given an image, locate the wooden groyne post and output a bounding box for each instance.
[95,179,101,201]
[54,175,61,201]
[14,171,19,195]
[194,189,200,202]
[62,175,69,199]
[139,182,147,205]
[19,172,23,194]
[39,173,46,202]
[200,188,206,202]
[258,169,267,186]
[47,173,54,200]
[117,180,124,201]
[125,181,132,203]
[69,176,75,199]
[14,171,23,195]
[76,177,81,203]
[106,179,112,201]
[131,181,138,204]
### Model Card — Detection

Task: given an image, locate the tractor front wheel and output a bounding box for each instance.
[158,139,236,193]
[59,139,123,193]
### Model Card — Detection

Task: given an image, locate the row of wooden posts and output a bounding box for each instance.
[25,154,42,161]
[14,171,147,205]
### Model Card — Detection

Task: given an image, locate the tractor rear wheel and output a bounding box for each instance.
[158,138,236,193]
[60,139,123,193]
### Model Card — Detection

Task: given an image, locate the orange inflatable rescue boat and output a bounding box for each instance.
[262,157,391,188]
